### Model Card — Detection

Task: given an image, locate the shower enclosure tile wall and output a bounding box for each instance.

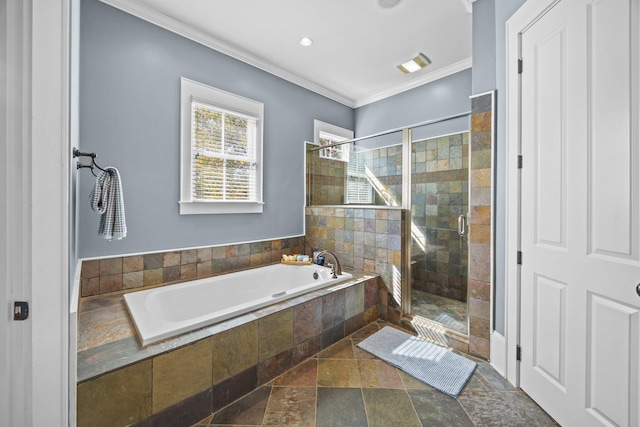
[467,92,494,359]
[306,141,404,207]
[411,133,469,303]
[305,206,401,315]
[363,144,403,206]
[307,151,346,205]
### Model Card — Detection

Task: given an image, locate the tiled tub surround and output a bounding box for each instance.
[79,236,304,297]
[411,132,469,303]
[77,269,383,427]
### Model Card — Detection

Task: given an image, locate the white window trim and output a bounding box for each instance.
[313,119,353,145]
[180,77,264,214]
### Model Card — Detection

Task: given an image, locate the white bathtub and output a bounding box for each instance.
[124,263,353,346]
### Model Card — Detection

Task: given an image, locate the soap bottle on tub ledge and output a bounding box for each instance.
[312,250,324,266]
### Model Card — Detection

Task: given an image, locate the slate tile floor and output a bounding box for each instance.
[411,290,469,335]
[193,321,558,427]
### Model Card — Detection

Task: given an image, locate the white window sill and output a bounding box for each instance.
[179,200,264,215]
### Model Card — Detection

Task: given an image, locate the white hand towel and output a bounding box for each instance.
[89,167,127,240]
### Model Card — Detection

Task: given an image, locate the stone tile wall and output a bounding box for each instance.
[363,143,403,205]
[79,236,304,298]
[306,148,346,205]
[468,92,494,359]
[411,132,469,302]
[77,276,382,427]
[305,206,401,311]
[307,142,404,207]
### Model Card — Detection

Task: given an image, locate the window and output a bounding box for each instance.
[346,148,373,204]
[312,119,372,204]
[180,78,263,214]
[318,133,349,162]
[314,120,353,163]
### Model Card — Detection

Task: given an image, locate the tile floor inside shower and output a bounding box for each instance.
[192,321,557,427]
[411,290,469,334]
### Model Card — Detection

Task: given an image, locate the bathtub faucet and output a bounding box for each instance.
[314,250,342,279]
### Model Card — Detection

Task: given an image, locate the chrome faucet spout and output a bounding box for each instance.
[314,250,342,277]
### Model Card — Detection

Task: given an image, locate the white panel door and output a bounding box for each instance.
[520,0,640,426]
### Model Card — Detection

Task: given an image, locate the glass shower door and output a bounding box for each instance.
[409,132,469,335]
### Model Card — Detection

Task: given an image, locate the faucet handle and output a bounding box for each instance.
[326,263,337,279]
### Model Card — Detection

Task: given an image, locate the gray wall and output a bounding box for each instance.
[472,0,497,94]
[354,69,472,139]
[78,0,354,258]
[472,0,527,335]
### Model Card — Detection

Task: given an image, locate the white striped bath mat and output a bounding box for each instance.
[356,326,476,398]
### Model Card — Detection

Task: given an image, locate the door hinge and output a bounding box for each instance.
[518,155,523,169]
[517,251,523,265]
[13,301,29,321]
[518,58,523,74]
[516,345,522,361]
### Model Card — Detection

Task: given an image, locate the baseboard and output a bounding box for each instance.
[490,330,507,378]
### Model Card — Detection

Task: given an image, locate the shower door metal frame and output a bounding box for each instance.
[401,126,473,338]
[401,128,413,317]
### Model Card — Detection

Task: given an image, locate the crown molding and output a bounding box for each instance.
[99,0,357,107]
[353,58,473,108]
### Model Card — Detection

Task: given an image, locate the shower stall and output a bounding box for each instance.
[409,131,469,335]
[305,112,479,342]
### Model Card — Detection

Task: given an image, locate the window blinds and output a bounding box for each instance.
[346,149,373,204]
[191,101,258,202]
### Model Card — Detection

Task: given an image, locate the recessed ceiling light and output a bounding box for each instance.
[397,53,431,74]
[299,37,313,47]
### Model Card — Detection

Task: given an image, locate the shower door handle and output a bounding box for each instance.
[458,215,466,237]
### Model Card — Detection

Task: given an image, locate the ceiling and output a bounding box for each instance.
[101,0,473,107]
